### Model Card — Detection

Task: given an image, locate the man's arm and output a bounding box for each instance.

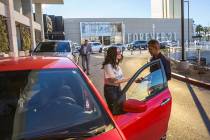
[79,45,83,55]
[163,58,171,81]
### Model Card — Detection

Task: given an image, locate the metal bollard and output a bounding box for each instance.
[197,48,201,65]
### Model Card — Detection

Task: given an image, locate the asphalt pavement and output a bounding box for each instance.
[79,50,210,140]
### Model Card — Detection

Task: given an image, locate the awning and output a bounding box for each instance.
[32,0,64,4]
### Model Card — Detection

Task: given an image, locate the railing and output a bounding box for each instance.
[161,44,210,67]
[161,44,210,84]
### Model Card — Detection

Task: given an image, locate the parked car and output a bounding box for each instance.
[130,40,148,50]
[160,41,168,49]
[0,57,172,140]
[72,42,81,64]
[89,42,103,53]
[103,45,111,52]
[168,41,178,47]
[104,43,126,53]
[72,42,81,51]
[160,41,178,49]
[112,43,126,52]
[32,40,74,60]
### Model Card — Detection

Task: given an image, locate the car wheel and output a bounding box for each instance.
[99,48,102,53]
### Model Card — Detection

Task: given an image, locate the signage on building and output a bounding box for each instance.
[127,32,177,43]
[80,22,122,37]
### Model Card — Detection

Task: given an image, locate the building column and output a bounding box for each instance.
[13,0,22,14]
[7,0,18,57]
[35,3,44,40]
[122,22,125,44]
[22,0,36,49]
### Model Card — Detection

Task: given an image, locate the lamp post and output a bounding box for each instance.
[178,0,189,71]
[181,0,185,61]
[152,24,155,39]
[184,0,190,48]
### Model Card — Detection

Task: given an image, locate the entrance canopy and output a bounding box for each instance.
[32,0,64,4]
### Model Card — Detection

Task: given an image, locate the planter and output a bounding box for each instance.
[25,50,30,56]
[0,52,4,57]
[9,52,14,57]
[19,51,25,57]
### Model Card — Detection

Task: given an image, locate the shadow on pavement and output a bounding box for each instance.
[186,83,210,135]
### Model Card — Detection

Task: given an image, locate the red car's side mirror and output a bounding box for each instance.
[123,99,147,113]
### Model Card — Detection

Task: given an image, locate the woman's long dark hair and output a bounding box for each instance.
[102,47,121,69]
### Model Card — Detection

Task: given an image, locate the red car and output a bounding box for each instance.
[0,56,172,140]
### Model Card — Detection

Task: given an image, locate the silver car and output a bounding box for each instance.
[32,40,75,60]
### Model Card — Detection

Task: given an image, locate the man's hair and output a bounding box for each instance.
[148,39,160,46]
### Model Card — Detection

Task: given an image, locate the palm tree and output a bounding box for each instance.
[203,27,208,36]
[207,27,210,41]
[195,24,203,35]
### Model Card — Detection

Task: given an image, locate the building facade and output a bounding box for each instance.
[151,0,181,18]
[0,0,63,57]
[64,18,193,45]
[43,14,65,40]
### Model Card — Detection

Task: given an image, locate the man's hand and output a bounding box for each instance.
[135,77,144,83]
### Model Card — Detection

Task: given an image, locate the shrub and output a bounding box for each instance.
[0,16,10,53]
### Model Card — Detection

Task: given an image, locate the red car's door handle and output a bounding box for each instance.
[161,98,171,106]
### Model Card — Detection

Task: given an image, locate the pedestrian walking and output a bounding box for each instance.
[148,39,171,81]
[79,40,92,75]
[102,47,130,114]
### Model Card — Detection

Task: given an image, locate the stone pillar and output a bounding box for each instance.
[22,0,36,49]
[7,0,18,57]
[35,3,44,40]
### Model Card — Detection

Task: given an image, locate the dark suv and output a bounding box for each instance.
[129,40,148,50]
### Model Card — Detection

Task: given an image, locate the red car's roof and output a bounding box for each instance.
[0,56,77,72]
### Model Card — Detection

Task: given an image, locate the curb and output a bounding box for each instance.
[171,72,210,90]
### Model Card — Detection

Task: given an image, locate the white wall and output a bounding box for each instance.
[64,18,193,44]
[151,0,164,18]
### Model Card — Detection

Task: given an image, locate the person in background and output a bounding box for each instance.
[79,40,92,75]
[148,39,171,81]
[102,47,130,114]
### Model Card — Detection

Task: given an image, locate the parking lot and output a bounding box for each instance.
[83,50,210,140]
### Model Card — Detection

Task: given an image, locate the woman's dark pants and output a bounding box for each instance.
[104,85,126,115]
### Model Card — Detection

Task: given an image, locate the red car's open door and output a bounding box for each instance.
[114,59,172,140]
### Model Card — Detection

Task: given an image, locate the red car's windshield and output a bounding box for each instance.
[0,69,114,140]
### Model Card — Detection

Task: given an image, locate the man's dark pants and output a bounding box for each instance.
[81,55,90,74]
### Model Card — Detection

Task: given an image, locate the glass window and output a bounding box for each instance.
[0,69,113,140]
[56,42,70,52]
[34,42,56,52]
[139,41,147,44]
[34,42,70,53]
[93,43,101,46]
[126,61,167,101]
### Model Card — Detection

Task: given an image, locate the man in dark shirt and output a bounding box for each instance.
[148,39,171,81]
[79,40,92,75]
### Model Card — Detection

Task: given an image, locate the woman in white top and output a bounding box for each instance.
[102,47,130,114]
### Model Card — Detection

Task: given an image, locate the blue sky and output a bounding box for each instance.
[44,0,210,26]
